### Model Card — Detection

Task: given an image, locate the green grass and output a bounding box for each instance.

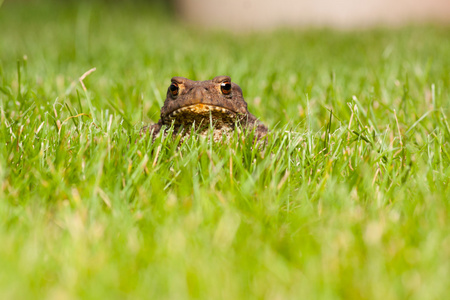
[1,1,449,299]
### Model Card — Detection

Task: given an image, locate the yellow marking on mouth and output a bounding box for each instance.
[170,104,233,116]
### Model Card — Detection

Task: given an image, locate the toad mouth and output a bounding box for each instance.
[167,104,236,119]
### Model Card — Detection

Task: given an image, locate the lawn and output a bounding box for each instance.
[0,1,449,299]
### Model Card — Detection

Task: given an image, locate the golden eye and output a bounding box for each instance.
[169,82,179,98]
[220,82,232,95]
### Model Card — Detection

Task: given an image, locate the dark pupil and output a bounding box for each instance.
[169,83,178,95]
[221,82,231,93]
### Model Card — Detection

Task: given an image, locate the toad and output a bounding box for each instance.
[142,76,268,140]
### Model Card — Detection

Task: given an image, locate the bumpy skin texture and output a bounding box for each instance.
[142,76,268,140]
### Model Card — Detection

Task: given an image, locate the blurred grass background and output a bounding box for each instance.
[0,0,449,299]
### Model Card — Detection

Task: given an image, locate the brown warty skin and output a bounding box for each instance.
[141,76,268,141]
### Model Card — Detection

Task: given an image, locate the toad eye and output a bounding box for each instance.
[220,82,232,95]
[169,82,179,98]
